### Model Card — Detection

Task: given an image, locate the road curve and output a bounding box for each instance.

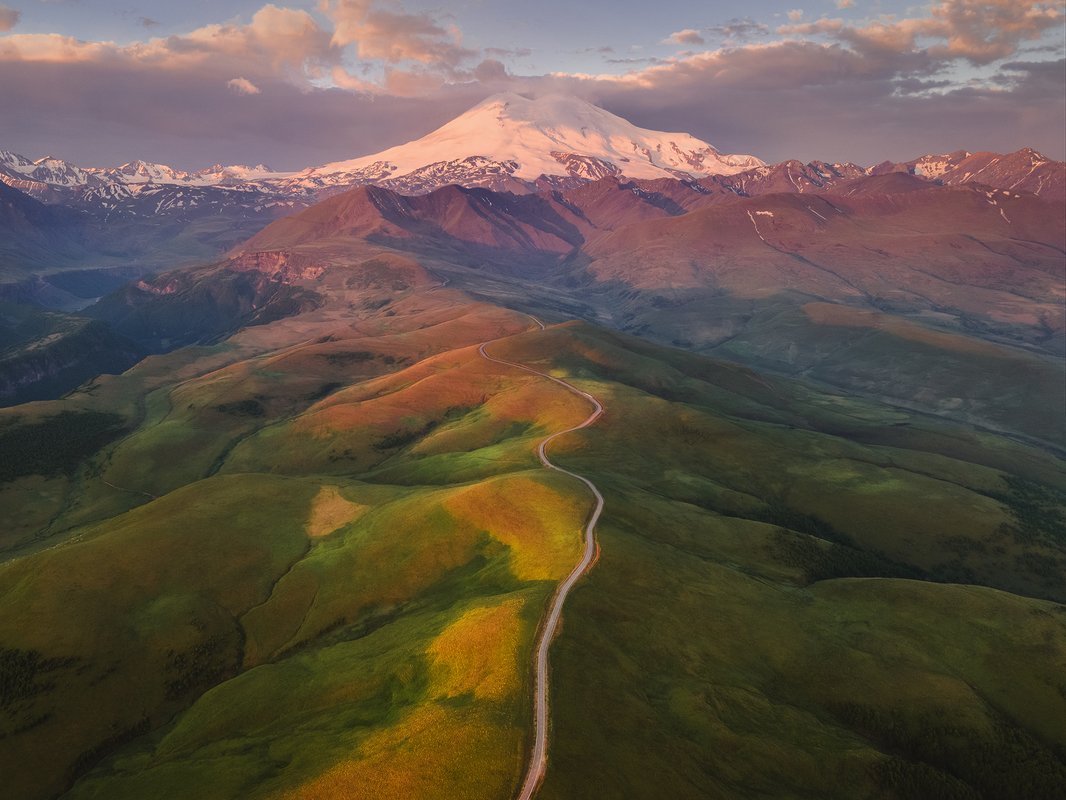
[477,319,605,800]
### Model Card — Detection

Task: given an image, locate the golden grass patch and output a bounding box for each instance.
[294,354,490,437]
[443,474,586,581]
[427,597,525,702]
[306,485,366,537]
[274,704,519,800]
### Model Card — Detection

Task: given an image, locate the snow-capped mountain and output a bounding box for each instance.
[194,163,283,184]
[289,93,764,191]
[0,151,108,201]
[881,147,1063,198]
[86,161,285,187]
[0,151,285,205]
[0,151,102,188]
[90,160,201,186]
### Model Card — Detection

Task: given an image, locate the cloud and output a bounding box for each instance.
[781,0,1066,65]
[787,9,805,22]
[526,36,1065,161]
[0,5,345,90]
[470,58,505,80]
[0,1,503,99]
[178,4,336,74]
[0,34,114,62]
[705,19,771,41]
[0,5,19,32]
[319,0,475,70]
[484,46,533,59]
[836,0,855,8]
[0,49,481,169]
[665,29,706,46]
[663,18,770,47]
[227,76,262,95]
[606,56,667,65]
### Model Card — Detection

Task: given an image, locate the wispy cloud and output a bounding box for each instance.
[705,19,770,41]
[606,56,667,65]
[484,46,533,59]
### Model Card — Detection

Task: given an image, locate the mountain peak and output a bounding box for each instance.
[1017,146,1048,162]
[310,93,764,185]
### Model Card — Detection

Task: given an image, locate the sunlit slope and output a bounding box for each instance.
[47,472,584,800]
[0,302,596,799]
[216,337,589,483]
[0,267,531,550]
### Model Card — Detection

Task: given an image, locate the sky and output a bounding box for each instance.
[0,0,1063,170]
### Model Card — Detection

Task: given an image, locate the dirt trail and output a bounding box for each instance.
[478,318,605,800]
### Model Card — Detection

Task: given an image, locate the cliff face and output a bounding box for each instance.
[86,263,323,353]
[0,256,325,406]
[0,317,142,406]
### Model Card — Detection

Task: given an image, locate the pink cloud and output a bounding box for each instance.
[320,0,475,69]
[227,77,262,95]
[665,29,706,46]
[0,5,336,81]
[0,5,18,33]
[781,0,1066,65]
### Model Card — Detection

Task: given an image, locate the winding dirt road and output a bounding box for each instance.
[478,319,605,800]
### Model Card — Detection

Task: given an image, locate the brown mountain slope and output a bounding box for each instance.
[223,174,1065,446]
[582,185,1064,320]
[242,184,587,258]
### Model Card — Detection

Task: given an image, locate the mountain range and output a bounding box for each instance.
[2,93,1062,215]
[2,92,1061,292]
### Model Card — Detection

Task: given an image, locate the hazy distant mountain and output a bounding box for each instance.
[0,181,91,271]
